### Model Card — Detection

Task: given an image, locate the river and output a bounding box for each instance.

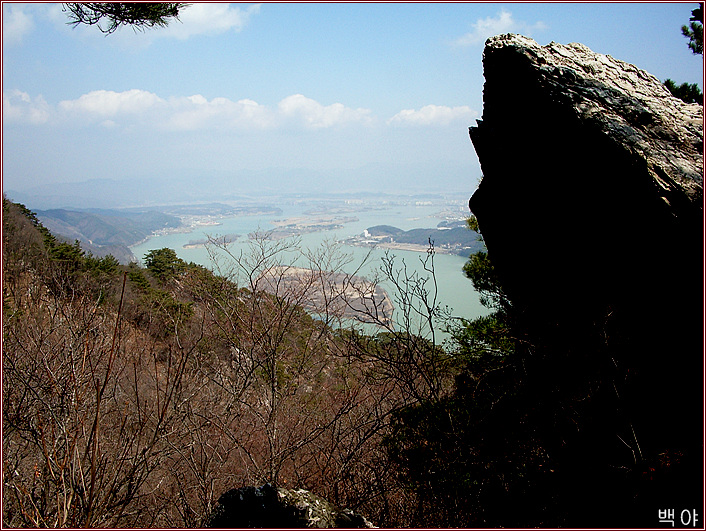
[130,200,491,338]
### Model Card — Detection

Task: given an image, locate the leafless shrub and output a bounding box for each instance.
[3,270,202,527]
[4,222,457,528]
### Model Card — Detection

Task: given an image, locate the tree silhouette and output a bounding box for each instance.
[63,3,189,34]
[682,4,703,55]
[664,78,703,104]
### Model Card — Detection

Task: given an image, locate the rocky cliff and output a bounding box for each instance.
[468,34,703,525]
[470,34,702,320]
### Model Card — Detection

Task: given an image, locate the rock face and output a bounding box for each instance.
[205,484,376,528]
[470,34,702,319]
[468,34,702,524]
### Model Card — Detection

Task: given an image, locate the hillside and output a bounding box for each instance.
[2,197,461,528]
[35,208,183,264]
[31,203,286,264]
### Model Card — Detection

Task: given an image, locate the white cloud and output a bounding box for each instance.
[235,98,276,129]
[47,3,260,48]
[3,4,35,46]
[159,3,261,40]
[452,9,547,46]
[3,90,50,124]
[14,89,372,131]
[165,93,373,130]
[387,104,477,127]
[7,89,478,133]
[165,95,275,130]
[278,94,373,129]
[59,89,165,117]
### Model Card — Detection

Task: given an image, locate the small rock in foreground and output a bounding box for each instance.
[205,484,377,528]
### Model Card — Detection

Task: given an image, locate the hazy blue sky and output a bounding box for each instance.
[3,2,704,202]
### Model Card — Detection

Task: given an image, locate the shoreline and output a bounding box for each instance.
[129,225,195,249]
[343,240,463,256]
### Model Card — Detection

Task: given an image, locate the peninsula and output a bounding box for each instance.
[249,215,359,240]
[343,221,484,256]
[183,233,240,249]
[257,266,393,325]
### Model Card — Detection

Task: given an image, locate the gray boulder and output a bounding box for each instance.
[469,33,702,326]
[205,484,376,528]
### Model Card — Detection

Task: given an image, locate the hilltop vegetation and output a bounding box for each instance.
[0,197,544,528]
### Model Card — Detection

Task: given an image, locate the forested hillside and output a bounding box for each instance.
[2,197,490,527]
[33,208,182,264]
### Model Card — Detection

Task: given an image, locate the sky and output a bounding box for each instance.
[2,2,704,207]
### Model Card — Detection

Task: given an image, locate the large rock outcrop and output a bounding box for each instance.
[468,34,703,525]
[470,34,702,320]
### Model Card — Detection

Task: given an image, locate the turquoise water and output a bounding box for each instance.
[130,203,490,335]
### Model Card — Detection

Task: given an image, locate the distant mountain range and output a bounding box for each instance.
[5,160,476,210]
